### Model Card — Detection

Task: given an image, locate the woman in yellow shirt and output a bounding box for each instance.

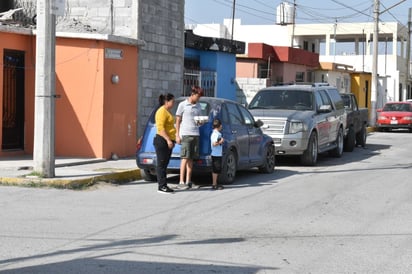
[154,93,176,194]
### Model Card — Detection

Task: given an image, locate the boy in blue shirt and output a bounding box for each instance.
[210,119,224,190]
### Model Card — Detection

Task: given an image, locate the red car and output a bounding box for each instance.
[376,102,412,132]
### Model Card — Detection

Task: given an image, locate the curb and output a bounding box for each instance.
[0,168,142,190]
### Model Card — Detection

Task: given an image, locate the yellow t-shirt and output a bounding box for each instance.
[155,106,176,141]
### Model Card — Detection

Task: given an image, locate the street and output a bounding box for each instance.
[1,131,412,274]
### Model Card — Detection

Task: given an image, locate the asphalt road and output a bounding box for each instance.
[1,130,411,274]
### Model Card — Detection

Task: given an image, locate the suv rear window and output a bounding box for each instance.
[149,99,210,123]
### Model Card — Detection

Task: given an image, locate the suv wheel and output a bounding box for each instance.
[141,169,157,182]
[258,144,275,173]
[218,149,237,184]
[344,126,356,152]
[301,132,318,166]
[330,127,344,157]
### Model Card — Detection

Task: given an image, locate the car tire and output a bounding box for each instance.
[141,169,157,182]
[330,127,344,157]
[258,144,275,173]
[218,149,237,184]
[356,124,367,147]
[300,132,318,166]
[344,126,356,152]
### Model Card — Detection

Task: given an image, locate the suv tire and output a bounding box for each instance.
[330,127,344,157]
[300,132,318,166]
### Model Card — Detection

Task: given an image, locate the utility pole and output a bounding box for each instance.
[33,0,56,178]
[370,0,379,127]
[406,8,411,99]
[231,0,236,41]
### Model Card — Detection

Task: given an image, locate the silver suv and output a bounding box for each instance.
[248,84,346,165]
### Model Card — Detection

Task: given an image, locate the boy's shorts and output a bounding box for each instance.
[180,135,199,159]
[211,156,222,173]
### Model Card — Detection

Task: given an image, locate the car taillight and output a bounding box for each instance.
[136,137,142,151]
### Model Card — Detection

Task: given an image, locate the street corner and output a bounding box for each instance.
[0,168,142,190]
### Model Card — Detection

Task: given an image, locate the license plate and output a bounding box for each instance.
[390,120,398,124]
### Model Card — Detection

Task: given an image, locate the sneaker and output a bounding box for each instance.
[211,184,224,190]
[177,183,190,190]
[158,186,175,194]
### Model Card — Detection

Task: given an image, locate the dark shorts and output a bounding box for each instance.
[180,135,199,159]
[211,156,222,173]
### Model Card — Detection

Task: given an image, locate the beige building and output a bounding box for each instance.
[189,20,411,108]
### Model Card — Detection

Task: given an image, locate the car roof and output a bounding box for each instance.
[175,96,239,105]
[257,84,336,93]
[384,101,412,105]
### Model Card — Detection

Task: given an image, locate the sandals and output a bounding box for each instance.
[211,184,224,190]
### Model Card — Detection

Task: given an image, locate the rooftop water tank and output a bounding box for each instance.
[276,2,295,25]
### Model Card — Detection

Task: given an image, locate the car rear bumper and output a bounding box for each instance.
[137,152,213,172]
[377,123,412,129]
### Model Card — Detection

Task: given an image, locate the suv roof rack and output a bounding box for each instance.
[312,82,330,87]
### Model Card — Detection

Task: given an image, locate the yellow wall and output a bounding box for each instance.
[351,73,372,115]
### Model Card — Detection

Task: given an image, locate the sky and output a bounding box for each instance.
[185,0,411,26]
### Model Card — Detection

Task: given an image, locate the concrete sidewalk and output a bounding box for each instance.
[0,156,142,189]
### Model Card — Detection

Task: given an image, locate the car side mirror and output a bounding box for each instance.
[254,119,264,128]
[318,105,332,113]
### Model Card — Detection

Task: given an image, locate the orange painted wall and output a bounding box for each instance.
[102,41,138,159]
[236,60,259,78]
[0,32,36,157]
[55,38,137,159]
[1,32,138,159]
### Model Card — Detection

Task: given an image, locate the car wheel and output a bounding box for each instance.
[356,124,367,147]
[344,126,356,152]
[218,149,237,184]
[258,144,275,173]
[140,169,157,182]
[330,127,344,157]
[300,132,318,166]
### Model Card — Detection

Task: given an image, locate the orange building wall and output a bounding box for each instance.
[0,32,36,157]
[102,41,138,159]
[236,61,259,78]
[55,38,138,159]
[1,32,138,159]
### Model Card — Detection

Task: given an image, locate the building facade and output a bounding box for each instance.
[189,19,411,108]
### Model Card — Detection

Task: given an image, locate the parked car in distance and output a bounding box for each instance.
[248,83,346,166]
[376,101,412,132]
[340,93,368,151]
[136,97,276,184]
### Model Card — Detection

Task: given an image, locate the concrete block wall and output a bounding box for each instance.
[236,78,269,104]
[137,0,184,136]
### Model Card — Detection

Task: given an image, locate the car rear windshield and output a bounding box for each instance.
[383,103,412,112]
[149,99,210,123]
[248,89,313,110]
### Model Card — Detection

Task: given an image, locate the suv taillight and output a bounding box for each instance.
[136,137,142,152]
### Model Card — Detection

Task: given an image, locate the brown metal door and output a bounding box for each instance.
[2,49,25,150]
